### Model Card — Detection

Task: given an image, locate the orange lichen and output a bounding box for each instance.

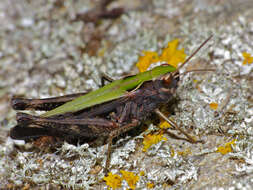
[139,171,145,176]
[170,147,175,157]
[143,133,167,152]
[147,182,154,189]
[177,148,192,157]
[193,79,198,83]
[104,171,142,190]
[136,39,187,72]
[103,172,122,189]
[242,52,253,65]
[136,51,159,72]
[22,184,30,190]
[159,121,172,129]
[209,102,218,110]
[216,139,236,155]
[36,159,44,168]
[159,39,186,68]
[120,170,140,190]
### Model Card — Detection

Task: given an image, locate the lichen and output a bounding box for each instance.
[242,52,253,65]
[216,139,237,155]
[103,172,122,190]
[142,133,167,152]
[136,39,186,72]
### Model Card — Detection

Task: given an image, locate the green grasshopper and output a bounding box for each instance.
[41,64,177,117]
[10,36,212,172]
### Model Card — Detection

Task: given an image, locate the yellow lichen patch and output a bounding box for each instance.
[136,51,159,72]
[147,182,154,189]
[36,159,44,168]
[242,52,253,65]
[209,102,218,110]
[159,121,172,129]
[139,170,145,176]
[159,39,186,68]
[177,148,192,157]
[170,147,175,157]
[103,172,122,190]
[22,184,30,190]
[136,39,187,72]
[216,139,236,155]
[143,133,167,152]
[120,170,140,190]
[193,79,198,83]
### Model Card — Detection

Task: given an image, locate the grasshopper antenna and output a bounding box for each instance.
[178,68,216,77]
[172,35,213,77]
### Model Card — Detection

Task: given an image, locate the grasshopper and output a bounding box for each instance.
[10,36,212,172]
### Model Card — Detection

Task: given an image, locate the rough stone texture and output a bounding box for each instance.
[0,0,252,189]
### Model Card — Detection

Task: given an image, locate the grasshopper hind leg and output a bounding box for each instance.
[10,124,98,145]
[10,125,52,140]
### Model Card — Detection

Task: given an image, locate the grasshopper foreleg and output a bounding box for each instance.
[155,109,203,143]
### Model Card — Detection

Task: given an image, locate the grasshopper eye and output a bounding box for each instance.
[162,74,173,85]
[161,72,179,90]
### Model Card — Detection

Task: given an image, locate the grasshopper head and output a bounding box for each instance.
[161,72,180,92]
[159,35,213,92]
